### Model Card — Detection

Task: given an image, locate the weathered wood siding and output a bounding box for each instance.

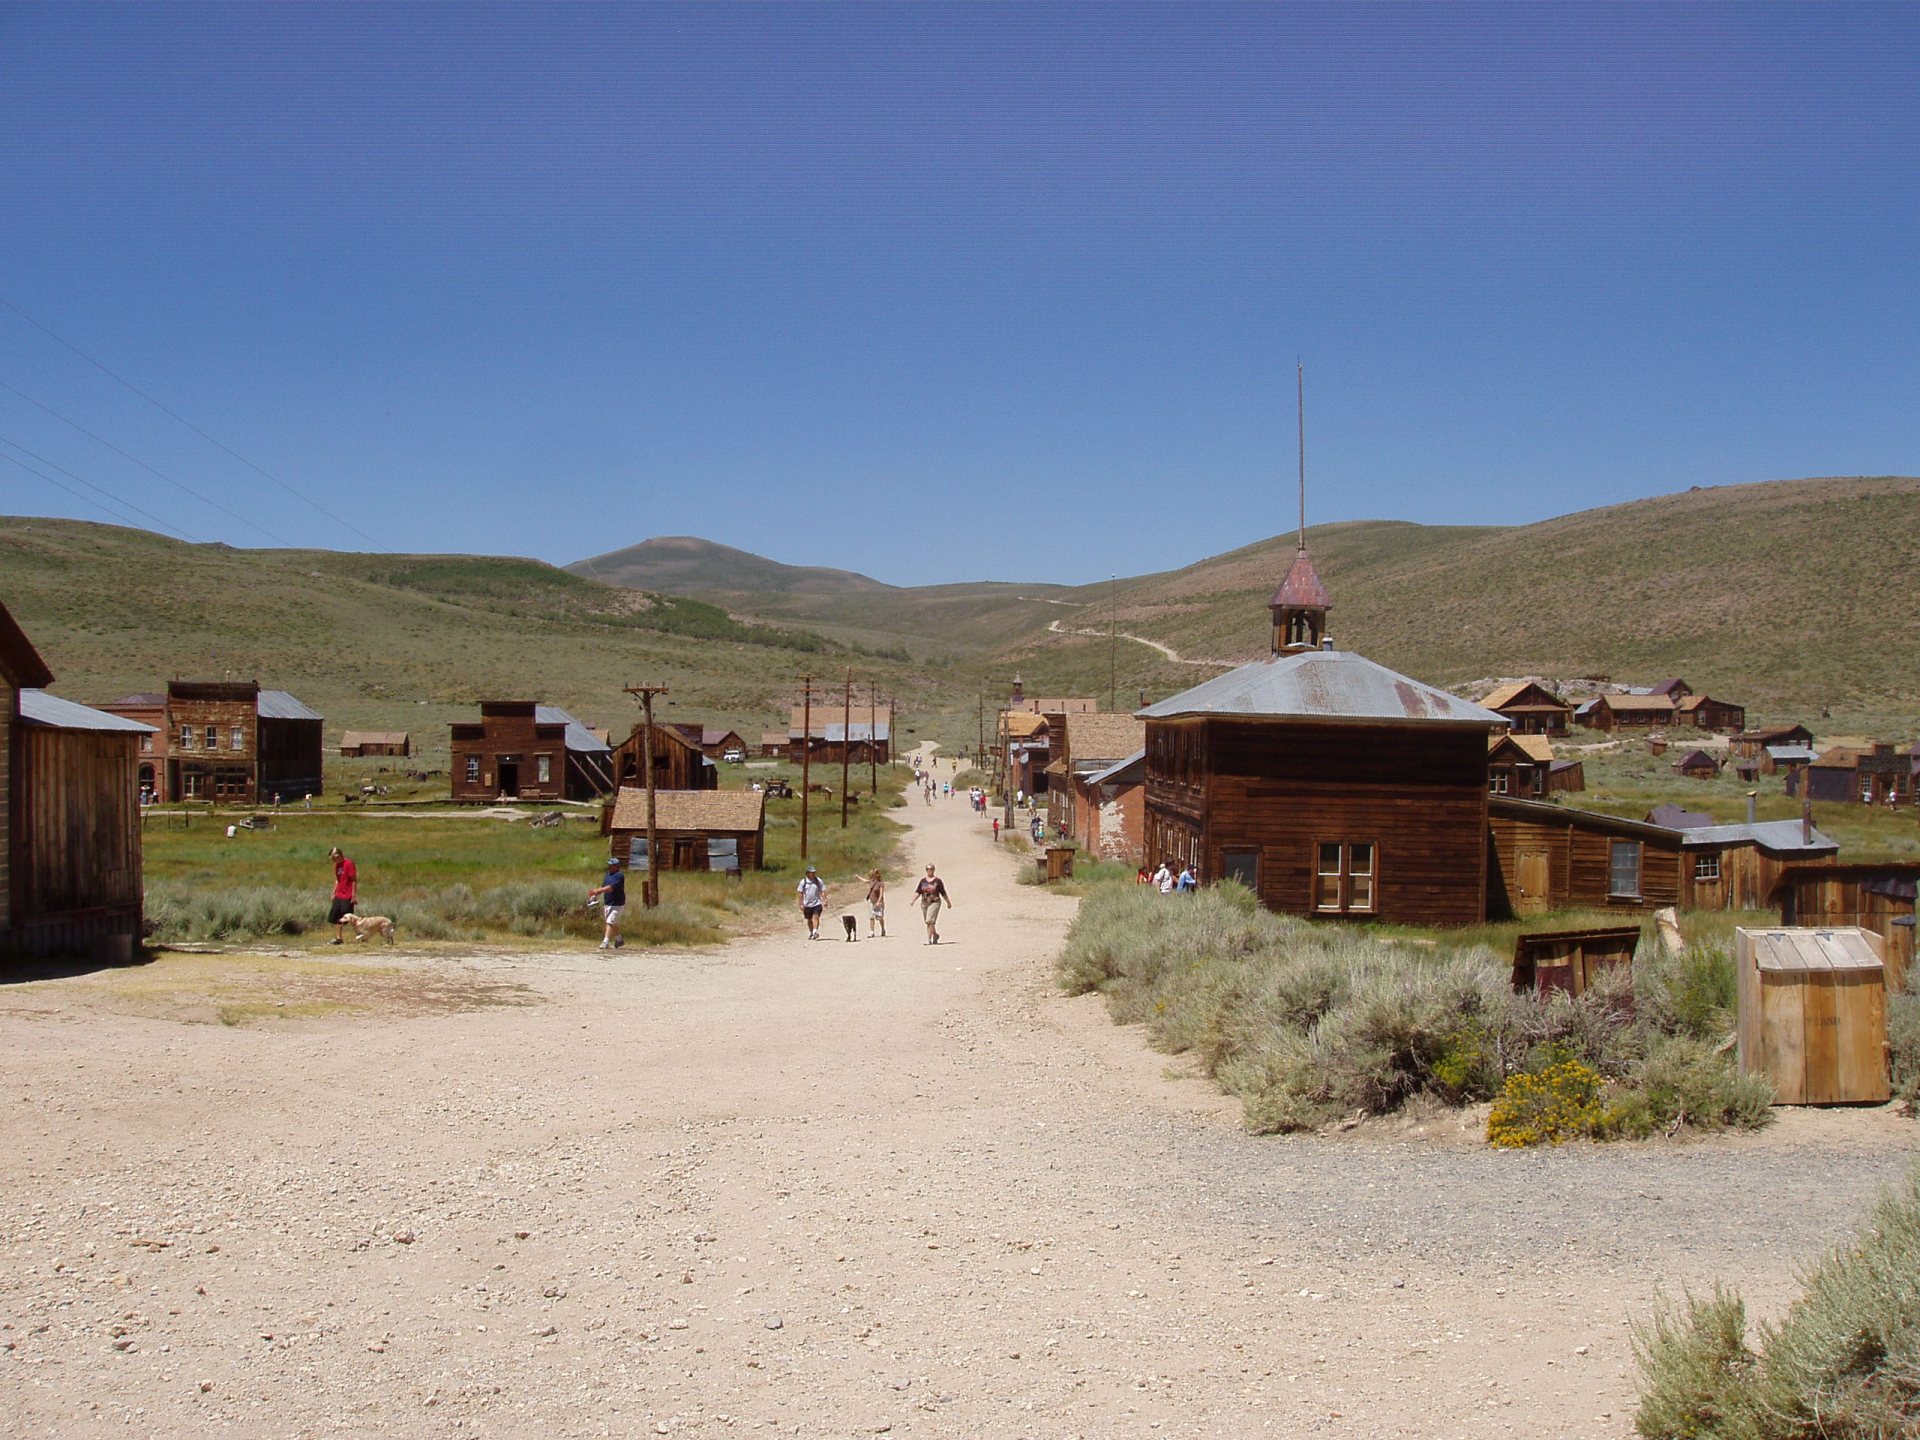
[612,728,711,794]
[1149,718,1490,926]
[1776,868,1917,992]
[258,716,324,802]
[451,706,569,802]
[1488,809,1682,915]
[1,677,12,932]
[19,727,142,919]
[608,825,764,873]
[168,694,259,802]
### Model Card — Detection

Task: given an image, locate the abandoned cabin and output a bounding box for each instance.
[98,680,323,803]
[1045,712,1147,859]
[1487,732,1554,796]
[1676,694,1747,733]
[667,724,747,761]
[1732,723,1815,759]
[787,705,891,766]
[1673,747,1722,780]
[1546,758,1585,793]
[1479,680,1573,736]
[1,601,152,960]
[338,730,411,758]
[1137,542,1504,925]
[603,786,766,874]
[1582,693,1679,731]
[1775,862,1919,990]
[1786,743,1914,807]
[610,720,716,793]
[449,702,614,802]
[757,730,788,759]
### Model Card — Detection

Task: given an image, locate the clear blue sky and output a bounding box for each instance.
[2,2,1915,584]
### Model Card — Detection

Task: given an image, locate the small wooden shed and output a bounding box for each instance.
[1511,925,1641,997]
[339,730,411,758]
[603,786,766,873]
[1735,927,1890,1105]
[1673,748,1721,779]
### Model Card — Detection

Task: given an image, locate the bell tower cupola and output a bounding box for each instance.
[1269,361,1331,656]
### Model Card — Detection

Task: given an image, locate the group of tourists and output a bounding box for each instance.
[1140,860,1198,894]
[797,862,952,944]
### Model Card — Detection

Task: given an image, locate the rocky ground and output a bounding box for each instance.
[3,753,1916,1438]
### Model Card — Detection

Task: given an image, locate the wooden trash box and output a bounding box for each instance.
[1045,846,1075,882]
[1735,927,1890,1105]
[1511,926,1641,997]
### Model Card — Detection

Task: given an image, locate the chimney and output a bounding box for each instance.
[1138,687,1148,709]
[1746,790,1757,825]
[1320,636,1334,652]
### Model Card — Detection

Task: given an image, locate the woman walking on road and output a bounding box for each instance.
[866,868,887,938]
[915,864,953,945]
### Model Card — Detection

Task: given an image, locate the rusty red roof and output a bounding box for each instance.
[1268,548,1331,610]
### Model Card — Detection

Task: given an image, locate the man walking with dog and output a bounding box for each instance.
[327,846,357,945]
[796,864,826,940]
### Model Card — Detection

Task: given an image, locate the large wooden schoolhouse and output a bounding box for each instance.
[1138,541,1505,925]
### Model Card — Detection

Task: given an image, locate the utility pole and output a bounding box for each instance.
[1108,573,1117,712]
[976,693,985,775]
[868,684,879,796]
[622,683,669,908]
[799,675,813,863]
[840,669,853,829]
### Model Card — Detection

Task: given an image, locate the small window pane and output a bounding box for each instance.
[1609,840,1642,898]
[627,836,652,871]
[1348,874,1374,911]
[1349,844,1373,876]
[1315,873,1342,910]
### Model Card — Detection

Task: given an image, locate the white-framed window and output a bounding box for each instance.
[179,724,197,750]
[1315,841,1376,914]
[1488,770,1509,794]
[1609,840,1642,899]
[139,733,153,753]
[1694,853,1720,882]
[1861,774,1875,803]
[465,754,480,783]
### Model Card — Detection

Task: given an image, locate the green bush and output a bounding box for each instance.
[1637,941,1739,1042]
[1633,1165,1920,1438]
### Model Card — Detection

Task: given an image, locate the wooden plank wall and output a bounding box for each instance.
[1778,874,1915,992]
[258,717,324,801]
[1,680,12,932]
[1489,812,1682,914]
[452,711,568,802]
[19,727,142,924]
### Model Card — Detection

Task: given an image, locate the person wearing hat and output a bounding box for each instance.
[588,856,627,950]
[796,864,827,940]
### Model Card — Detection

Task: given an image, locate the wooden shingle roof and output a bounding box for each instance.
[607,787,766,833]
[1063,712,1145,764]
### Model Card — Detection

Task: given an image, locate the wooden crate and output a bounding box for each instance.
[1511,926,1641,997]
[1735,927,1890,1105]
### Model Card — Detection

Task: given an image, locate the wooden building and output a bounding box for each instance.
[1646,802,1713,830]
[1678,818,1837,912]
[1140,546,1504,924]
[667,724,747,761]
[1487,732,1553,797]
[1046,712,1146,852]
[1065,749,1146,863]
[1773,862,1919,992]
[99,692,167,799]
[1732,723,1814,760]
[108,681,325,804]
[1673,748,1722,779]
[1676,694,1747,733]
[788,706,891,766]
[1649,678,1692,700]
[1479,680,1573,736]
[1546,758,1585,794]
[1001,710,1050,797]
[1760,744,1816,779]
[339,730,411,758]
[758,730,788,759]
[604,786,766,874]
[2,603,153,960]
[1735,927,1890,1105]
[610,720,715,794]
[1487,796,1684,917]
[1786,743,1914,807]
[1583,693,1676,731]
[450,702,614,802]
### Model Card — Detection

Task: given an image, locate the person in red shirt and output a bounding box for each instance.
[328,846,358,944]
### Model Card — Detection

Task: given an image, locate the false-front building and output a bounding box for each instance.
[450,702,614,802]
[1138,547,1505,926]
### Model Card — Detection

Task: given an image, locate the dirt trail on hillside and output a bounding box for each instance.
[3,760,1917,1439]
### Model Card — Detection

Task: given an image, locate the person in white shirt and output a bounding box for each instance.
[796,865,826,940]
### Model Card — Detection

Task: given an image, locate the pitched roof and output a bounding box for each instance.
[258,689,323,721]
[1002,711,1048,738]
[1063,712,1145,764]
[1488,732,1555,763]
[19,690,156,732]
[536,705,609,752]
[1137,648,1503,727]
[340,730,409,747]
[1679,820,1838,855]
[1601,694,1677,713]
[607,786,766,833]
[1268,548,1331,610]
[1083,748,1146,787]
[1481,680,1567,710]
[787,705,889,741]
[1765,745,1816,762]
[104,693,166,707]
[1740,724,1813,743]
[1673,748,1719,768]
[0,599,54,689]
[1646,803,1714,830]
[760,730,789,747]
[1650,678,1690,696]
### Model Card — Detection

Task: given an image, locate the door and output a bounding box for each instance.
[1515,849,1550,916]
[496,760,520,797]
[1221,848,1259,893]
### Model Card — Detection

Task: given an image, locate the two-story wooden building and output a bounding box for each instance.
[450,702,614,802]
[1487,732,1554,796]
[1139,546,1505,924]
[611,720,716,793]
[1676,694,1746,733]
[1479,680,1573,736]
[96,681,324,803]
[1787,743,1914,807]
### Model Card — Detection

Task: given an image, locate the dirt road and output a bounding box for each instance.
[3,759,1916,1438]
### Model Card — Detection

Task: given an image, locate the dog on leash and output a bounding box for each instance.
[841,913,859,941]
[340,912,397,944]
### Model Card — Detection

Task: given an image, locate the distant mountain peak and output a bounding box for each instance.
[568,536,893,597]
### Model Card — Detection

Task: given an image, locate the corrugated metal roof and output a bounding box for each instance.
[1766,745,1816,762]
[1083,748,1145,787]
[790,721,891,743]
[258,689,323,721]
[607,786,766,832]
[19,689,158,733]
[1267,548,1331,610]
[1646,803,1714,830]
[1137,649,1504,726]
[535,706,610,753]
[105,693,166,707]
[1680,820,1838,854]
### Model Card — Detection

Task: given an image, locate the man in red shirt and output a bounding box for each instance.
[328,846,358,944]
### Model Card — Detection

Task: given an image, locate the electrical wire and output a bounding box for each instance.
[0,432,201,541]
[0,378,298,547]
[0,295,385,551]
[0,446,193,539]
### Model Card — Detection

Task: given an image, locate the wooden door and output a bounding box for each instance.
[1515,849,1550,916]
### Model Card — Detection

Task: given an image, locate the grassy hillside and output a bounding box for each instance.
[0,518,952,763]
[572,535,890,597]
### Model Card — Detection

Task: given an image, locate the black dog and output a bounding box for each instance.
[841,914,859,941]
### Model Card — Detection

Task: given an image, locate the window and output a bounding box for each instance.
[1609,840,1642,899]
[230,725,245,751]
[465,754,480,783]
[708,838,740,874]
[1488,769,1508,794]
[1861,774,1874,803]
[139,733,153,753]
[537,754,552,784]
[179,724,197,750]
[627,836,651,872]
[1315,841,1376,914]
[1221,849,1259,891]
[1694,853,1720,882]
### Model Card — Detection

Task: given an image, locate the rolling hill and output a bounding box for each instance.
[573,536,889,597]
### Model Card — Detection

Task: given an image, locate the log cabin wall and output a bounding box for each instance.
[1149,718,1491,925]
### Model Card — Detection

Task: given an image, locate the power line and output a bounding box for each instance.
[0,378,297,547]
[0,432,202,541]
[0,295,385,551]
[0,445,189,539]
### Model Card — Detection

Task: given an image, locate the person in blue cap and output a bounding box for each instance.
[589,856,627,950]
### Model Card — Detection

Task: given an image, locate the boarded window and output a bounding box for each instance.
[1609,840,1642,899]
[627,836,652,872]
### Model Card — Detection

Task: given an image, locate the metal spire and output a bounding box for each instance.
[1296,360,1306,552]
